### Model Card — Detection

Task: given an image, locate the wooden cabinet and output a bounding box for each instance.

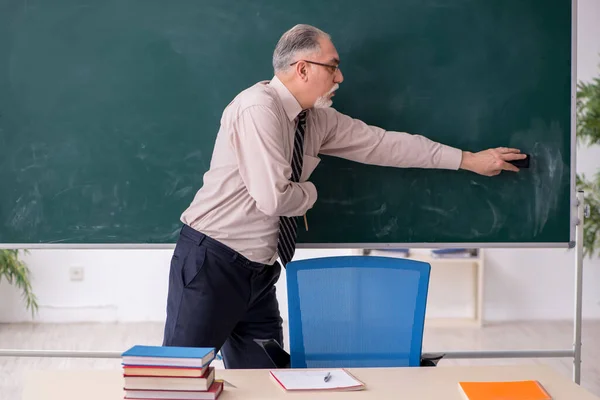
[366,249,484,326]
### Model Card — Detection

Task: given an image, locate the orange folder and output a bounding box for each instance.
[458,380,552,400]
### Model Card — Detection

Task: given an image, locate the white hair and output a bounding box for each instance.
[272,24,330,73]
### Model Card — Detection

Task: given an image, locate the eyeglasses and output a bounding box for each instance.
[289,60,340,74]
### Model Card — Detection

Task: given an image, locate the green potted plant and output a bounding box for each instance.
[0,249,38,316]
[576,70,600,257]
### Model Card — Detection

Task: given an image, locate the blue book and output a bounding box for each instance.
[374,248,410,257]
[375,248,410,253]
[431,248,477,258]
[122,345,215,367]
[431,248,468,254]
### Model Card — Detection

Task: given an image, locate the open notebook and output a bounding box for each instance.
[270,369,366,392]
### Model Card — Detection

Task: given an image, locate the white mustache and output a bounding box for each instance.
[326,83,339,96]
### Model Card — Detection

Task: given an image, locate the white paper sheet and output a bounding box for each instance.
[270,369,365,391]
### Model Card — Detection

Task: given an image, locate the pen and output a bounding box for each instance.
[324,372,331,382]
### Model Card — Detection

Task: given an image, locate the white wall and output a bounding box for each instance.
[1,0,600,324]
[0,248,356,323]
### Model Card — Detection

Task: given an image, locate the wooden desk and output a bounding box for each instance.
[23,364,599,400]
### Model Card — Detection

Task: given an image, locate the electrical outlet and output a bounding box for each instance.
[69,266,84,282]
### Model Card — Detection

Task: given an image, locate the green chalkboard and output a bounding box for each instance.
[0,0,572,245]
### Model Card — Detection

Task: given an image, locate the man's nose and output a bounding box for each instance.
[335,68,344,84]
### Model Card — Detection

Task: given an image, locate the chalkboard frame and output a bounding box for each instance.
[0,0,577,249]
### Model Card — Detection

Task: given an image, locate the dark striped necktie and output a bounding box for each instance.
[277,110,307,267]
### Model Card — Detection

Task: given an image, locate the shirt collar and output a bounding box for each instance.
[269,76,303,122]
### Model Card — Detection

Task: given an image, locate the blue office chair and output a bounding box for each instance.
[286,255,431,368]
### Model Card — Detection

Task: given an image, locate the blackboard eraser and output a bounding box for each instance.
[508,153,530,168]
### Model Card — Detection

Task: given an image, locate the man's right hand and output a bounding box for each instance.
[460,148,527,176]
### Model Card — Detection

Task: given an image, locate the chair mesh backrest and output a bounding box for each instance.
[286,256,430,368]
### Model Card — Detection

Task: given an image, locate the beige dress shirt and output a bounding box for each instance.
[181,76,463,264]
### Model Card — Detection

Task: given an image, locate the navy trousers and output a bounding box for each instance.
[163,224,283,369]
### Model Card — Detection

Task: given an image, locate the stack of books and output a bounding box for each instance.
[121,345,223,400]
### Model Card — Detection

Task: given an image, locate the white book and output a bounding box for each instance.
[124,379,224,400]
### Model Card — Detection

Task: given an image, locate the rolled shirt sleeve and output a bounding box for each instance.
[317,108,463,170]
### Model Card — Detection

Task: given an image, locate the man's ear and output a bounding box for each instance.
[295,61,309,82]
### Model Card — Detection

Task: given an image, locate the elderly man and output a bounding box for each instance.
[163,24,526,368]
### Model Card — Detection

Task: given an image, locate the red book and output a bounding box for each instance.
[123,364,209,378]
[124,367,215,391]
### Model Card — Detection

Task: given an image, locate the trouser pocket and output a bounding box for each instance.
[182,245,207,288]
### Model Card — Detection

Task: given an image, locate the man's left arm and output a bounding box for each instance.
[317,109,526,176]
